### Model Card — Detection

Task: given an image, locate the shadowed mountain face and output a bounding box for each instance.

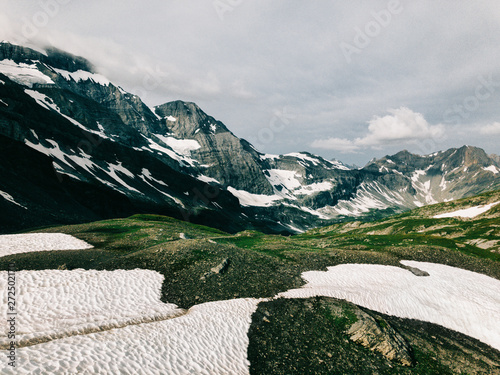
[0,41,499,233]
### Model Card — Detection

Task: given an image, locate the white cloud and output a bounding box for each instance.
[2,1,500,165]
[359,107,445,146]
[310,137,360,153]
[480,122,500,135]
[311,107,445,152]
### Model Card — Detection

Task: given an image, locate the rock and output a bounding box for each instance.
[210,258,230,274]
[347,310,414,367]
[404,265,430,277]
[155,100,274,194]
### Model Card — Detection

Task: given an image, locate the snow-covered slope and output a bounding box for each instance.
[1,260,499,373]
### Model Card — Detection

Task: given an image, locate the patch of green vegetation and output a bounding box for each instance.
[323,302,358,332]
[2,190,500,373]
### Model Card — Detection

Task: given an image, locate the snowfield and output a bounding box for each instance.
[0,59,54,87]
[1,236,500,374]
[227,186,281,207]
[1,296,260,375]
[433,201,500,218]
[280,260,500,351]
[0,233,93,257]
[0,269,181,348]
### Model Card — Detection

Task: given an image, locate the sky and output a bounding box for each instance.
[1,0,500,166]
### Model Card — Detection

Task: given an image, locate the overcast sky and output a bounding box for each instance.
[1,1,500,166]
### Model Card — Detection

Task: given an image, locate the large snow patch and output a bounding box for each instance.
[0,269,181,347]
[279,260,500,351]
[2,297,260,375]
[0,233,93,257]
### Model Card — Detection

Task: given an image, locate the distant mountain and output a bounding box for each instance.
[1,41,499,233]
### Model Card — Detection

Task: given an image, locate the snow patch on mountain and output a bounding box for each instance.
[0,269,181,348]
[285,152,350,170]
[24,138,141,194]
[142,135,199,167]
[228,187,281,207]
[0,59,54,87]
[155,135,201,157]
[140,168,168,187]
[139,169,185,207]
[52,68,111,86]
[25,138,96,175]
[24,89,101,136]
[266,169,301,191]
[291,204,330,219]
[411,170,438,205]
[1,281,260,374]
[197,175,220,184]
[105,162,141,194]
[483,165,499,174]
[0,190,27,210]
[260,154,279,160]
[265,170,336,198]
[331,182,394,216]
[285,152,320,166]
[294,181,334,196]
[94,122,113,140]
[433,201,500,219]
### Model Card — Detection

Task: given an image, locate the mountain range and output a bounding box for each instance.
[1,41,499,234]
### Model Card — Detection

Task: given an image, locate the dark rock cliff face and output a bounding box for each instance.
[0,134,135,233]
[155,101,274,194]
[0,43,248,233]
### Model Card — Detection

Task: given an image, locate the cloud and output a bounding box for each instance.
[310,137,360,153]
[480,122,500,135]
[311,107,445,152]
[359,107,445,146]
[2,1,500,165]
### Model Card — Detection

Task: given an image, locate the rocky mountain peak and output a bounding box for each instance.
[452,145,494,167]
[490,153,500,165]
[155,100,230,138]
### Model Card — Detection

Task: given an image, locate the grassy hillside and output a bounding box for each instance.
[1,190,499,373]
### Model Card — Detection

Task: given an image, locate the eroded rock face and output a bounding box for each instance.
[347,309,414,367]
[155,101,274,194]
